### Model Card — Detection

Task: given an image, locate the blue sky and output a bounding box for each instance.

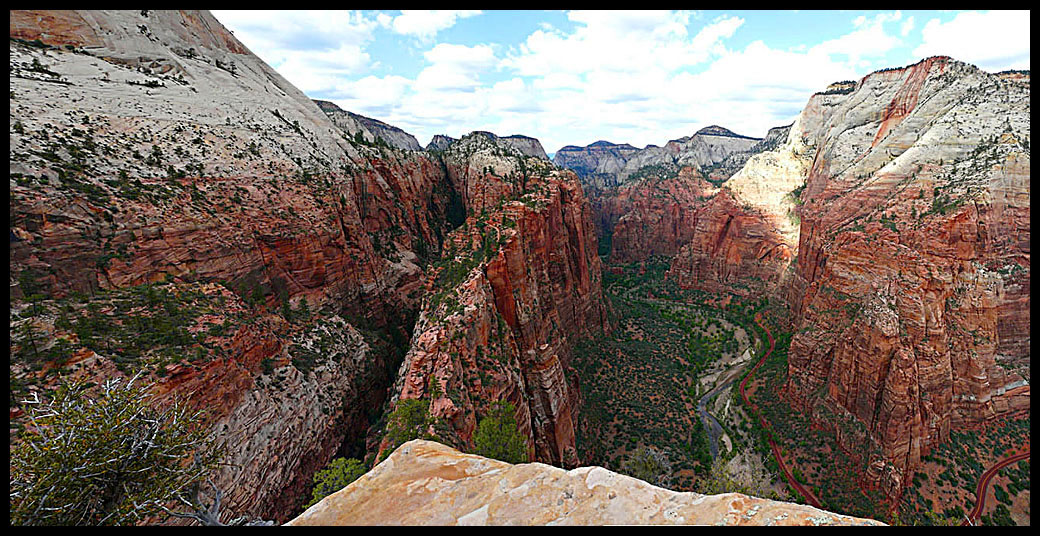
[213,10,1030,155]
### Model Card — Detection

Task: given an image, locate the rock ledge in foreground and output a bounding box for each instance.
[288,440,884,526]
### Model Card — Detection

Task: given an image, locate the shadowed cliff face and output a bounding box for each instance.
[289,440,885,526]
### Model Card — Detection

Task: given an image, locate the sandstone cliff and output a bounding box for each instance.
[288,440,884,526]
[9,9,463,523]
[780,57,1030,497]
[384,134,608,466]
[425,134,457,152]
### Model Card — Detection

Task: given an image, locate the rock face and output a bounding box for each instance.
[780,57,1030,497]
[596,167,717,263]
[580,123,796,299]
[313,99,423,151]
[385,134,608,467]
[427,132,549,159]
[288,440,884,526]
[8,9,463,523]
[425,134,457,152]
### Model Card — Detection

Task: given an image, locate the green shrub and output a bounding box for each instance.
[10,375,221,525]
[380,398,432,460]
[620,446,673,488]
[472,401,529,464]
[305,457,367,509]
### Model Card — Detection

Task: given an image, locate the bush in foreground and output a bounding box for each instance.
[10,375,221,525]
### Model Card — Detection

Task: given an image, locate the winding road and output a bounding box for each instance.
[960,450,1030,526]
[738,313,823,509]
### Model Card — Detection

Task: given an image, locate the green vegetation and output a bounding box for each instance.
[10,375,221,525]
[573,259,758,491]
[620,447,674,488]
[10,281,237,379]
[305,457,367,509]
[379,398,435,461]
[696,455,776,498]
[472,400,529,464]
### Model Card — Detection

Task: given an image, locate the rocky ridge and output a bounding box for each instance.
[384,133,608,466]
[289,439,884,526]
[313,99,423,151]
[554,125,763,189]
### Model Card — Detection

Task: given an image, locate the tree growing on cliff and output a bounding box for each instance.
[304,457,367,509]
[10,375,222,525]
[472,401,529,464]
[379,398,433,461]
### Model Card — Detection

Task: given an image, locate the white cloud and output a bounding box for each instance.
[503,11,743,77]
[423,43,497,70]
[913,11,1030,71]
[811,11,903,62]
[900,16,915,37]
[386,10,482,41]
[212,10,380,94]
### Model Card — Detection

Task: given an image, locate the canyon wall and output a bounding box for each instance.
[385,134,608,467]
[9,9,460,523]
[781,57,1030,496]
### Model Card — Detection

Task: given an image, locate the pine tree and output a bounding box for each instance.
[472,401,529,464]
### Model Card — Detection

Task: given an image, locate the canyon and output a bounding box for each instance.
[8,9,1030,527]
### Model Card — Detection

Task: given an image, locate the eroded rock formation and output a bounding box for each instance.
[781,57,1030,496]
[384,134,608,467]
[8,9,461,523]
[288,440,884,526]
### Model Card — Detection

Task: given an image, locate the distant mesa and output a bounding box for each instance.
[313,99,422,151]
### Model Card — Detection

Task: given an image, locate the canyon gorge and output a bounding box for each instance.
[9,10,1029,527]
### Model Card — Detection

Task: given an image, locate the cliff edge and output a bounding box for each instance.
[288,440,884,526]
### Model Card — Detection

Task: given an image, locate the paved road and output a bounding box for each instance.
[961,450,1030,526]
[738,313,823,509]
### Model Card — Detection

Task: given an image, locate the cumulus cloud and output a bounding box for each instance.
[212,10,380,94]
[503,11,742,77]
[384,10,482,41]
[811,11,904,62]
[913,10,1030,71]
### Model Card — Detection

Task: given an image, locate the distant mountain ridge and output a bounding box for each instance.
[313,99,422,151]
[425,131,550,159]
[553,125,765,188]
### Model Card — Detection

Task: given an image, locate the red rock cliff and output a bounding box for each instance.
[386,142,608,467]
[782,57,1030,497]
[9,9,461,523]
